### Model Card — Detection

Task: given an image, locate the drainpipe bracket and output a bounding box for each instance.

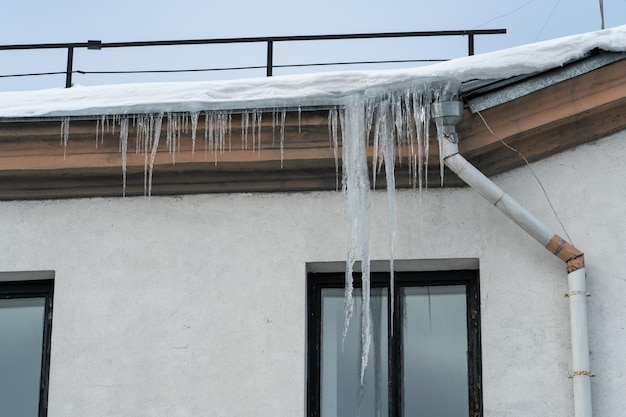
[568,370,595,378]
[564,290,590,298]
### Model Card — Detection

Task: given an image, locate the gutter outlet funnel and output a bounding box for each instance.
[431,100,463,143]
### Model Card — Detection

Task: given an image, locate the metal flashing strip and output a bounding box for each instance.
[0,105,343,124]
[466,51,626,113]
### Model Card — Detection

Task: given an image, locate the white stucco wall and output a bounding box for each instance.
[1,130,624,417]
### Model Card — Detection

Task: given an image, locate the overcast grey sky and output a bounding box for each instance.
[1,0,625,91]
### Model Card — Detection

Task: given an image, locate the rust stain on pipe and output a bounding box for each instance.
[546,234,585,272]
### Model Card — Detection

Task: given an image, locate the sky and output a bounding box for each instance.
[0,0,625,92]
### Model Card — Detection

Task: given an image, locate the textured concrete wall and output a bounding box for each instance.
[0,131,624,417]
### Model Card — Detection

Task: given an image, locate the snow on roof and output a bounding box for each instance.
[1,25,626,118]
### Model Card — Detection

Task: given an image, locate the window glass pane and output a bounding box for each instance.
[0,297,46,417]
[402,285,468,417]
[321,287,388,417]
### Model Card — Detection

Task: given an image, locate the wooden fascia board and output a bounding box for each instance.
[457,58,626,163]
[0,58,625,199]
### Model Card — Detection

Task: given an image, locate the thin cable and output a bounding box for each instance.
[1,58,449,80]
[0,71,66,78]
[467,101,574,244]
[75,66,266,75]
[473,0,536,29]
[535,0,562,41]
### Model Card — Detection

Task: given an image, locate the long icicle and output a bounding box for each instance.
[340,95,372,385]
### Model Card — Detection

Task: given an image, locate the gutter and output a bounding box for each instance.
[431,99,592,417]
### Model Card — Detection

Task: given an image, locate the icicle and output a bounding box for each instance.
[165,113,181,165]
[241,112,249,150]
[135,115,141,154]
[100,115,106,146]
[297,105,301,133]
[209,113,217,164]
[227,113,232,152]
[371,98,385,189]
[384,98,398,336]
[119,117,129,197]
[95,118,100,149]
[402,91,415,187]
[204,111,209,159]
[438,127,445,186]
[412,92,424,192]
[60,117,70,160]
[279,110,286,168]
[218,112,227,156]
[365,100,375,148]
[140,117,146,192]
[392,94,404,166]
[190,111,199,158]
[148,114,163,197]
[256,111,262,155]
[251,110,257,152]
[272,109,277,147]
[166,113,173,157]
[177,113,183,154]
[340,96,372,386]
[423,100,431,189]
[328,109,340,191]
[141,115,153,196]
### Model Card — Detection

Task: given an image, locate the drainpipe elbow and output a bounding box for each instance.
[545,235,585,272]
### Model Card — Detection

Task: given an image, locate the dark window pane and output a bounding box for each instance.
[401,285,468,417]
[321,287,388,417]
[0,297,46,417]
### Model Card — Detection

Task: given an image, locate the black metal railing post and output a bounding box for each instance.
[468,34,475,56]
[266,40,273,77]
[65,47,74,88]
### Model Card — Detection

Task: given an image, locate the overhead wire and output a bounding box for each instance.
[472,0,536,29]
[535,0,562,41]
[465,99,574,244]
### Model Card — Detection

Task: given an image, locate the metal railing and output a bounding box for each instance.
[0,29,506,88]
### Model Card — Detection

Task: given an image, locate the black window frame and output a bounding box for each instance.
[307,270,482,417]
[0,279,54,417]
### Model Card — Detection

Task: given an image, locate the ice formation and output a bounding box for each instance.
[54,77,456,388]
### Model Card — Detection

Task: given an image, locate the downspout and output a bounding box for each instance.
[430,98,592,417]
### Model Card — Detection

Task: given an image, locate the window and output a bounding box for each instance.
[307,270,481,417]
[0,279,54,417]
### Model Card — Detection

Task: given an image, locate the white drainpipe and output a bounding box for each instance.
[431,100,592,417]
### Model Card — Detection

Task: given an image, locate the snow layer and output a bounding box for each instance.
[1,25,626,118]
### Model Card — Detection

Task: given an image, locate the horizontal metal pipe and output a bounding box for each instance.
[0,29,506,51]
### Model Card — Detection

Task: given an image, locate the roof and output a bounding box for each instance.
[0,26,625,199]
